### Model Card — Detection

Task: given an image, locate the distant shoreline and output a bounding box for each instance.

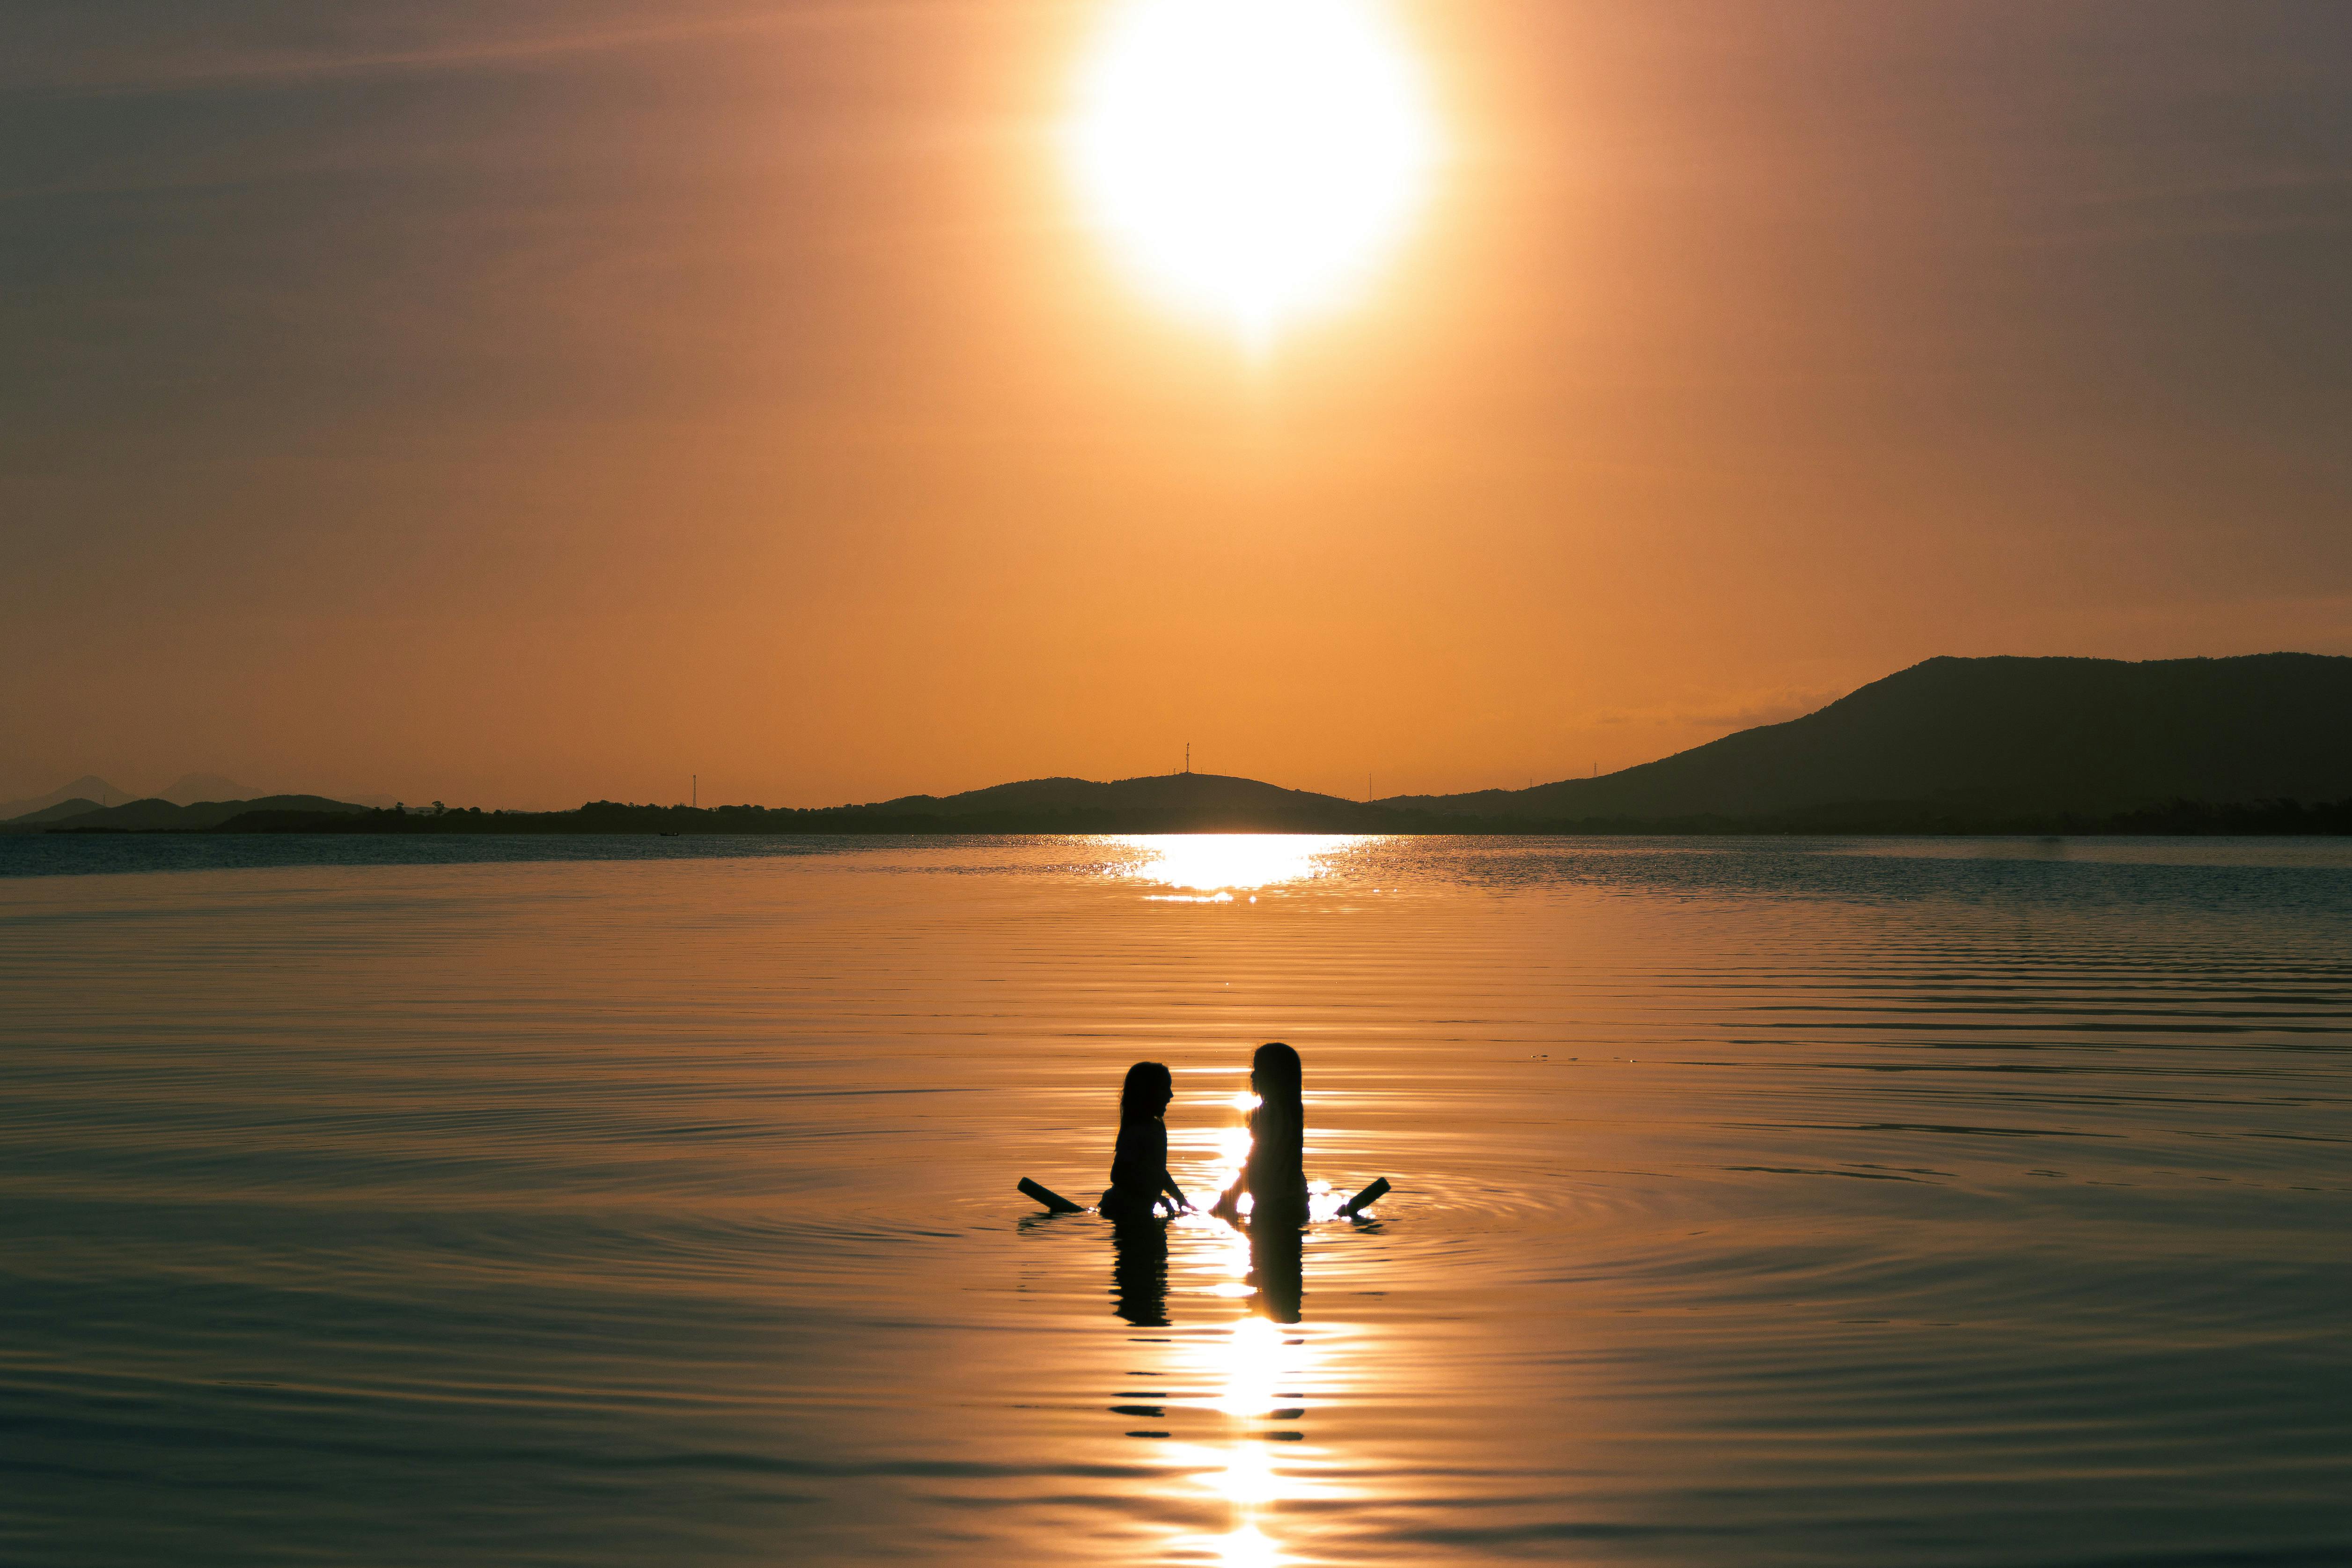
[16,653,2352,840]
[45,796,2352,839]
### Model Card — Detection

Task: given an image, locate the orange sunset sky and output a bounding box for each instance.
[4,1,2348,810]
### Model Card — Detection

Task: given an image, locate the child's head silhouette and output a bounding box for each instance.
[1250,1042,1302,1112]
[1120,1060,1174,1125]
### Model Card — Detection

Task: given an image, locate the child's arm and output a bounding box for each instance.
[1210,1166,1247,1220]
[1159,1169,1190,1213]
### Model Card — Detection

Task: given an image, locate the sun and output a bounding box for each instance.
[1067,0,1439,349]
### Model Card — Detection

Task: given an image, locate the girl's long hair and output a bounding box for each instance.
[1120,1061,1173,1126]
[1251,1042,1303,1122]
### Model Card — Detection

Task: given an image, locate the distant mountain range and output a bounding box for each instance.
[0,775,134,821]
[156,773,265,806]
[14,655,2352,838]
[0,772,265,823]
[4,795,362,833]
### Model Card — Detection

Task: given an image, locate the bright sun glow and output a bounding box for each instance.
[1069,0,1439,347]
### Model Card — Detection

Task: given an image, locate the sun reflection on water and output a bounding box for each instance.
[1161,1314,1323,1566]
[1217,1315,1287,1418]
[1218,1521,1281,1568]
[1109,834,1374,897]
[1147,1066,1388,1562]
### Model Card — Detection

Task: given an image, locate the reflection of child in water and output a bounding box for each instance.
[1099,1061,1191,1222]
[1214,1042,1308,1222]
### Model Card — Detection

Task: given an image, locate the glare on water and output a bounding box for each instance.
[1108,832,1367,895]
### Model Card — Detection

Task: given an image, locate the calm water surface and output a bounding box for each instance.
[3,834,2348,1565]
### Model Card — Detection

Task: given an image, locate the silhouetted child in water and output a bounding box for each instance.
[1213,1042,1308,1222]
[1099,1061,1191,1222]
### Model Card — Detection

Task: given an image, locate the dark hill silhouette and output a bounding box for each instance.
[1383,654,2352,821]
[1,797,106,830]
[205,775,1391,837]
[46,795,364,832]
[0,775,132,822]
[874,772,1389,830]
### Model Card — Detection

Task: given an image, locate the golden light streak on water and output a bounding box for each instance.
[1163,1316,1326,1565]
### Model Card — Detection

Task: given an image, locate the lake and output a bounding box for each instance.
[3,833,2347,1565]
